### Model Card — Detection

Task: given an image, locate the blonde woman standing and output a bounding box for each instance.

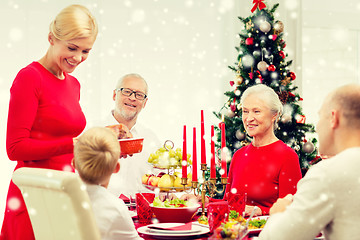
[1,5,98,240]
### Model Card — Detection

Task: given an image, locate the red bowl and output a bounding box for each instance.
[150,204,200,223]
[119,138,144,155]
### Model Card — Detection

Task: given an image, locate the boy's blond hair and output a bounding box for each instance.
[74,127,120,184]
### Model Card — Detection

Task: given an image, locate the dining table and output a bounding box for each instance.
[131,209,261,240]
[130,208,325,240]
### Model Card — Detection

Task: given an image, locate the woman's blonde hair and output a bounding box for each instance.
[240,84,283,129]
[74,127,120,185]
[50,4,98,41]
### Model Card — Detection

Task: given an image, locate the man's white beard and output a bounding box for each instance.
[120,110,138,121]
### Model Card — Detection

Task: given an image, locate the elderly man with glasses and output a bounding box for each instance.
[106,73,161,200]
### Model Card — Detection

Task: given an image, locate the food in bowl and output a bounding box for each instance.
[150,197,200,223]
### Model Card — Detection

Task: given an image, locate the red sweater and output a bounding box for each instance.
[225,140,302,215]
[2,62,86,240]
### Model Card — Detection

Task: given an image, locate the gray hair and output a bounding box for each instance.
[240,84,283,129]
[116,73,148,95]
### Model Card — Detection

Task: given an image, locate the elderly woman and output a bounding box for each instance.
[2,5,98,240]
[225,84,302,216]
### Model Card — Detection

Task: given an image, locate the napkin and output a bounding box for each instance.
[148,222,192,231]
[119,194,130,203]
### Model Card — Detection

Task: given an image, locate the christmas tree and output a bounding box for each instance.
[214,1,321,175]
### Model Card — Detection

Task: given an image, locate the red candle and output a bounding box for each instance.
[201,110,206,165]
[182,125,187,178]
[192,127,198,182]
[210,125,216,179]
[220,122,227,177]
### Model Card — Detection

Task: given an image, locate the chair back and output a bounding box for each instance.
[12,167,101,240]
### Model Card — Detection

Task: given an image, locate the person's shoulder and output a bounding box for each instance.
[89,185,129,211]
[12,62,45,89]
[16,62,43,79]
[233,144,251,157]
[64,72,79,83]
[275,140,298,156]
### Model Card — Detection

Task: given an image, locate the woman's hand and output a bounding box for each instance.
[244,205,262,217]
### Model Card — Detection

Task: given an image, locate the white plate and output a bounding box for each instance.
[247,215,269,234]
[137,222,210,238]
[146,223,200,234]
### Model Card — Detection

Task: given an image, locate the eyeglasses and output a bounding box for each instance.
[116,88,147,100]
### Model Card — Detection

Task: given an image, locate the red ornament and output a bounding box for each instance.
[268,64,276,71]
[289,72,296,80]
[249,72,254,79]
[230,81,235,86]
[296,115,306,124]
[280,40,286,48]
[230,98,236,112]
[230,103,236,112]
[271,35,277,41]
[245,37,254,45]
[279,51,285,59]
[288,92,295,97]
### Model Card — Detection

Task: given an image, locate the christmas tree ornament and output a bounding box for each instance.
[303,142,315,153]
[277,91,289,104]
[251,0,266,13]
[226,109,236,118]
[230,102,236,112]
[237,103,241,110]
[236,76,243,85]
[296,114,306,124]
[281,77,291,86]
[279,51,285,59]
[257,61,268,71]
[273,21,284,34]
[241,141,250,147]
[288,92,296,98]
[259,21,271,33]
[280,39,286,48]
[268,64,276,71]
[229,81,235,86]
[249,72,254,79]
[235,130,245,140]
[253,50,261,58]
[289,72,296,80]
[281,114,292,123]
[269,34,277,41]
[246,19,254,30]
[245,37,254,45]
[242,55,255,67]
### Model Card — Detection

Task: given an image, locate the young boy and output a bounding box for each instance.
[73,127,143,240]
